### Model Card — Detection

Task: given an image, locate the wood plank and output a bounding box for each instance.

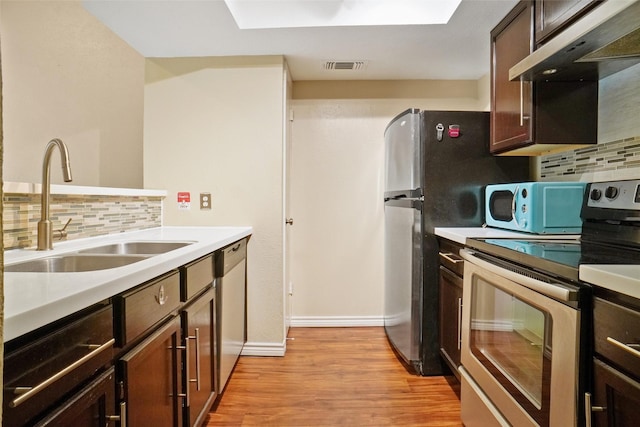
[206,327,462,426]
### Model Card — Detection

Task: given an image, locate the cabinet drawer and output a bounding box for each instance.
[115,271,181,346]
[594,297,640,379]
[33,367,117,427]
[181,254,214,302]
[3,305,114,427]
[216,239,247,276]
[439,239,465,277]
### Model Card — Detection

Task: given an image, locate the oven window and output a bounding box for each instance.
[470,277,552,422]
[489,190,514,221]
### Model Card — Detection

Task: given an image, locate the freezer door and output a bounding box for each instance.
[384,109,421,193]
[384,199,422,370]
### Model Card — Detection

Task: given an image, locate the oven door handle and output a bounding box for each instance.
[460,249,578,302]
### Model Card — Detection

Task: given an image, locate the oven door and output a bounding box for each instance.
[459,249,580,427]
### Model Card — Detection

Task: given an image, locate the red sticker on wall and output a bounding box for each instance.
[178,192,191,210]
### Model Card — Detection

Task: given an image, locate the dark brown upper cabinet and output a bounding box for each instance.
[490,0,598,156]
[535,0,601,46]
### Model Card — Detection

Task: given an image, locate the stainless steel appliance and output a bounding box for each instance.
[485,181,586,234]
[383,109,529,375]
[459,246,586,426]
[459,178,640,426]
[216,238,247,394]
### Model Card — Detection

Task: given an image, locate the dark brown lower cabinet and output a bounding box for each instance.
[589,295,640,426]
[182,287,217,427]
[3,248,235,427]
[590,358,640,426]
[34,368,118,427]
[118,316,183,427]
[2,304,114,427]
[438,238,465,379]
[439,266,463,376]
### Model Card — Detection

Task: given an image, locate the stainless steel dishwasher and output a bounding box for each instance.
[215,238,247,394]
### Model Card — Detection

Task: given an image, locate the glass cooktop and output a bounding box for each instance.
[466,237,640,283]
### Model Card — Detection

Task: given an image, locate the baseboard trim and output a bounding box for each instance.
[290,315,384,327]
[240,317,385,357]
[241,340,286,357]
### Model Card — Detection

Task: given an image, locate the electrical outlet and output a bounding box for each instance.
[200,193,211,210]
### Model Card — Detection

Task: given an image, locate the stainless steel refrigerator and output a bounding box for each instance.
[383,109,529,375]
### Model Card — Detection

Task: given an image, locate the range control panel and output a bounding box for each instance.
[587,179,640,210]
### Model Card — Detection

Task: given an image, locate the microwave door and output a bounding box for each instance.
[489,189,516,222]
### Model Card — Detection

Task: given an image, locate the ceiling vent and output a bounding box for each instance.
[323,61,368,71]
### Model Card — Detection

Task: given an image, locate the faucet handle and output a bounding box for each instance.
[53,218,72,241]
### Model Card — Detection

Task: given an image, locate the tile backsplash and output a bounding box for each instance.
[540,136,640,181]
[3,193,162,250]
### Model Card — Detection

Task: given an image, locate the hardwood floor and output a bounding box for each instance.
[205,327,462,426]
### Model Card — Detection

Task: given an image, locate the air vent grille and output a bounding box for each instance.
[323,61,367,71]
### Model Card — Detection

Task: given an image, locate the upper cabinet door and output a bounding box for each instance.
[490,1,534,154]
[490,0,598,156]
[535,0,601,45]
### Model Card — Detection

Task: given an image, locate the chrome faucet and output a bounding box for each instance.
[37,138,73,250]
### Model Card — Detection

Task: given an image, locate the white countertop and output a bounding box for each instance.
[434,227,579,245]
[580,265,640,300]
[3,181,167,197]
[3,226,252,342]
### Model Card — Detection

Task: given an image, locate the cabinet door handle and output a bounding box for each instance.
[188,328,202,391]
[519,79,524,126]
[457,297,463,350]
[584,392,606,427]
[107,401,127,427]
[184,327,203,407]
[438,252,463,264]
[606,336,640,359]
[155,284,168,306]
[184,337,192,407]
[9,338,115,408]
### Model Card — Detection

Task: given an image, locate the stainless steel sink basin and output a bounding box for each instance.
[5,254,150,273]
[77,241,194,255]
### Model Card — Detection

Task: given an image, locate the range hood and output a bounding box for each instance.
[510,0,640,81]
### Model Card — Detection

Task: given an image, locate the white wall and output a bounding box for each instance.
[0,1,5,413]
[143,56,287,354]
[0,0,144,188]
[289,80,488,325]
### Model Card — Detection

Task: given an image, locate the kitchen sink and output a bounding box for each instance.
[5,241,195,273]
[77,241,194,255]
[5,254,150,273]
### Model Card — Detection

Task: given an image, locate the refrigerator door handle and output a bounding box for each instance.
[384,189,423,201]
[385,198,423,210]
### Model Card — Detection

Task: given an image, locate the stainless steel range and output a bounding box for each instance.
[458,179,640,427]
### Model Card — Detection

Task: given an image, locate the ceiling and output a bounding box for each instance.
[83,0,519,81]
